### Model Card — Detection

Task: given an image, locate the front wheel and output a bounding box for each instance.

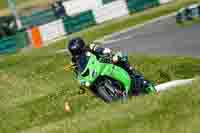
[95,78,124,103]
[96,86,114,103]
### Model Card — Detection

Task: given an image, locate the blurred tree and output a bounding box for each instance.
[0,16,17,39]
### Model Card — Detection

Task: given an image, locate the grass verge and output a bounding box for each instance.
[0,53,200,133]
[22,79,200,133]
[0,0,56,16]
[177,17,200,27]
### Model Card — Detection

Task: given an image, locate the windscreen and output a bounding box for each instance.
[77,53,90,73]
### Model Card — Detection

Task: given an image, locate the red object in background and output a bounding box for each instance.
[30,27,43,48]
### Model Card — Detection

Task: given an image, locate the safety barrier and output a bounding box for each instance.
[93,0,129,24]
[16,31,29,49]
[27,10,96,48]
[0,36,17,54]
[126,0,160,13]
[39,19,66,46]
[176,4,200,23]
[62,0,102,16]
[102,0,116,4]
[0,31,28,54]
[20,8,57,28]
[63,10,96,33]
[159,0,173,4]
[27,26,43,48]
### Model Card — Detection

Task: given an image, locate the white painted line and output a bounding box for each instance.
[155,78,195,92]
[98,35,132,45]
[44,36,67,46]
[55,49,69,54]
[95,12,176,42]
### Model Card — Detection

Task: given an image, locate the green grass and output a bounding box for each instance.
[23,79,200,133]
[0,0,55,16]
[0,0,7,9]
[1,51,200,133]
[177,17,200,27]
[0,0,52,9]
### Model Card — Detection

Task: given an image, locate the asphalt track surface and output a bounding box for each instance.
[103,16,200,57]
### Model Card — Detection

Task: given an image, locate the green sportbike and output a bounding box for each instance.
[73,51,156,103]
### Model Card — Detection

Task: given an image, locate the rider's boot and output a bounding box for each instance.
[132,74,145,96]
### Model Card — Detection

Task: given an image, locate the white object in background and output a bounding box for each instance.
[155,79,195,92]
[93,0,129,24]
[26,29,33,46]
[188,4,199,9]
[159,0,173,4]
[188,4,200,18]
[39,19,66,45]
[64,102,71,112]
[62,0,102,16]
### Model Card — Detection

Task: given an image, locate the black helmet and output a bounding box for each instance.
[68,37,86,56]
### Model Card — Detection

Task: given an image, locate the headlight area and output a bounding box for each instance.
[79,80,91,87]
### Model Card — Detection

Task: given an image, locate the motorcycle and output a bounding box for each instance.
[66,51,156,103]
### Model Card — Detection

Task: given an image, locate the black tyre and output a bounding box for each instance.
[95,78,123,103]
[96,86,113,103]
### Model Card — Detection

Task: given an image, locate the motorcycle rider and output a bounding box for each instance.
[67,37,135,77]
[67,37,139,99]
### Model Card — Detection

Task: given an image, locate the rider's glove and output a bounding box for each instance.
[103,48,111,54]
[112,55,119,63]
[112,51,122,63]
[90,43,111,55]
[90,43,97,51]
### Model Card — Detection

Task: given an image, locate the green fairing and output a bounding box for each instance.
[78,53,132,93]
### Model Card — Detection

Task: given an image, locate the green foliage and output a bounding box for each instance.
[0,0,7,9]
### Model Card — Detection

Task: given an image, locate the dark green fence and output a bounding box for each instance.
[0,36,17,54]
[20,9,57,28]
[126,0,160,13]
[63,10,96,33]
[102,0,116,4]
[16,31,29,49]
[0,31,28,54]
